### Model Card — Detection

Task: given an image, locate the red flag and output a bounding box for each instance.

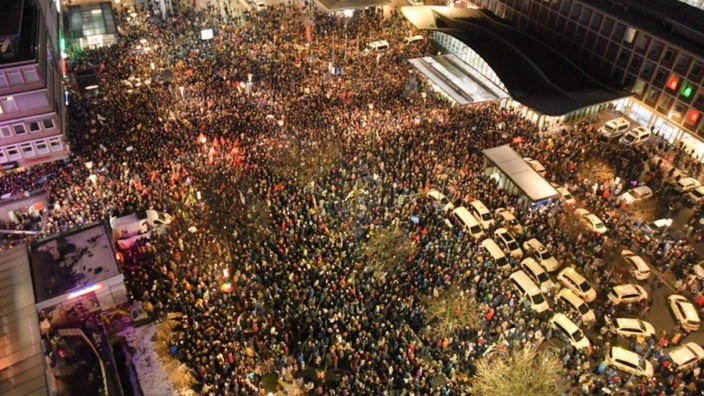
[151,170,157,182]
[306,23,312,43]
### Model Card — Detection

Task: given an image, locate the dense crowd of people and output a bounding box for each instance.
[1,1,703,394]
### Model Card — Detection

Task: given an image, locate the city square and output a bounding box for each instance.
[2,0,704,395]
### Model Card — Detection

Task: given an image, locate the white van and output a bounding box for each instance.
[451,207,485,239]
[619,126,651,146]
[599,117,630,138]
[556,288,595,323]
[550,313,590,350]
[403,35,424,45]
[469,200,494,230]
[367,40,390,51]
[481,238,510,270]
[509,270,550,313]
[110,210,172,249]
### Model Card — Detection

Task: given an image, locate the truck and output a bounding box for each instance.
[109,210,172,249]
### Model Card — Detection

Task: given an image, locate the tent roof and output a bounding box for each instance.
[0,244,49,396]
[483,145,559,202]
[401,6,628,115]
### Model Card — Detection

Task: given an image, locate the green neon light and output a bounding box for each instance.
[681,83,693,99]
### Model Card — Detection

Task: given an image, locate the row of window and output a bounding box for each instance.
[0,117,56,139]
[0,136,64,163]
[0,65,41,90]
[485,0,704,133]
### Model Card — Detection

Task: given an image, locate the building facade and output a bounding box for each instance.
[468,0,704,157]
[0,0,68,171]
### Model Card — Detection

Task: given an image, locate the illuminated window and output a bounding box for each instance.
[667,74,681,90]
[687,109,701,125]
[681,82,694,99]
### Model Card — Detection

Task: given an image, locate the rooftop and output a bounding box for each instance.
[0,244,49,396]
[29,223,121,302]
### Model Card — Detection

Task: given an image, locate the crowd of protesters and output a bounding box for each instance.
[1,1,703,394]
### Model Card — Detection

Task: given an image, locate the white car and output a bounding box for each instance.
[520,258,554,293]
[522,238,560,272]
[556,289,595,323]
[606,347,654,378]
[575,208,607,234]
[619,186,653,205]
[550,313,590,350]
[408,0,423,4]
[675,177,701,193]
[620,250,651,280]
[494,228,523,258]
[557,267,597,302]
[556,186,576,206]
[609,317,656,338]
[685,186,704,205]
[641,218,672,236]
[667,342,704,371]
[426,189,455,212]
[668,294,701,331]
[495,208,523,234]
[607,284,648,305]
[523,157,547,177]
[693,262,704,280]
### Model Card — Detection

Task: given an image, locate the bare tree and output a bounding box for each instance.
[364,225,418,277]
[472,344,567,396]
[422,284,482,337]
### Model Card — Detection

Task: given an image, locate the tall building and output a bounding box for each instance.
[0,0,68,172]
[467,0,704,157]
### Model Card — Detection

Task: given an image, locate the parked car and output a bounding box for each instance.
[685,186,704,206]
[675,177,701,193]
[599,118,630,139]
[557,267,597,302]
[495,208,523,234]
[607,284,648,305]
[494,227,523,258]
[668,294,701,331]
[509,270,550,313]
[520,258,554,293]
[641,218,672,237]
[523,238,560,272]
[556,289,595,323]
[619,186,653,205]
[606,347,654,378]
[550,313,590,350]
[551,184,576,206]
[667,342,704,371]
[523,157,547,177]
[426,189,455,212]
[619,126,651,146]
[575,208,607,234]
[620,250,652,280]
[609,317,655,338]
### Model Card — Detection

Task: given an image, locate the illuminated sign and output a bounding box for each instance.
[687,109,701,124]
[200,29,214,40]
[67,284,102,299]
[681,83,694,99]
[667,74,680,91]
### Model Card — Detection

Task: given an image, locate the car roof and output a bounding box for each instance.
[612,284,644,295]
[610,346,641,361]
[633,186,652,193]
[561,267,586,282]
[613,317,642,328]
[668,343,704,365]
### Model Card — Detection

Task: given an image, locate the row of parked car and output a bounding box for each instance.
[424,168,704,377]
[599,117,652,146]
